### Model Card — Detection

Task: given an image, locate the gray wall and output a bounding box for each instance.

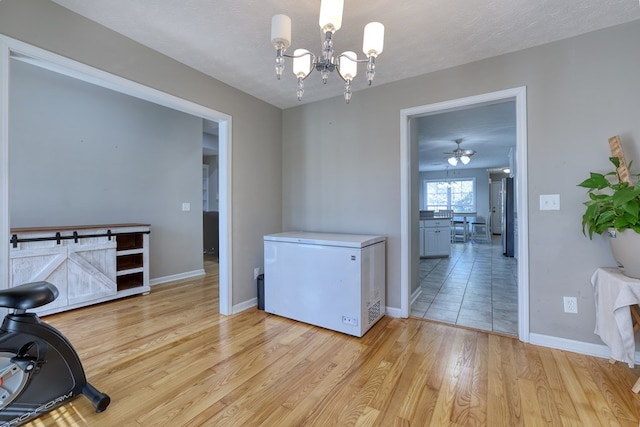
[0,0,283,305]
[9,59,203,279]
[283,21,640,343]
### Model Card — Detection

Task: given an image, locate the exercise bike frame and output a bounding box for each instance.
[0,282,109,426]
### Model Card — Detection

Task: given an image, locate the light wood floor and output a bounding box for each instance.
[24,256,640,426]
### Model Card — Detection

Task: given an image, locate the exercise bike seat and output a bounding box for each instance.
[0,281,59,310]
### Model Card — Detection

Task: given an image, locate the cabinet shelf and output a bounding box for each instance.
[116,266,143,276]
[117,253,143,271]
[117,248,143,256]
[117,272,144,291]
[117,233,144,251]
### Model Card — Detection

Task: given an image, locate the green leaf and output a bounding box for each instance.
[613,188,640,205]
[577,173,609,190]
[610,157,621,168]
[621,199,640,222]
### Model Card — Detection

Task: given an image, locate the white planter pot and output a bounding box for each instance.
[608,228,640,279]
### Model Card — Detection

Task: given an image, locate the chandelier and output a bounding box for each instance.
[270,0,384,103]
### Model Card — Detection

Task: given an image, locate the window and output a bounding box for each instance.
[424,178,475,213]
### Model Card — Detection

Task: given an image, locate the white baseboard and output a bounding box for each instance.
[529,332,640,365]
[386,288,421,319]
[386,306,403,318]
[233,298,258,314]
[150,269,205,286]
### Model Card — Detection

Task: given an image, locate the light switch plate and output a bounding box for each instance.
[539,194,560,211]
[182,202,191,211]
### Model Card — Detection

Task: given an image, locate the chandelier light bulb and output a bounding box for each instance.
[363,22,384,57]
[319,0,344,33]
[339,51,358,80]
[461,155,471,165]
[448,157,458,166]
[293,49,312,78]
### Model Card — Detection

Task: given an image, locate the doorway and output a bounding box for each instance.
[400,87,530,342]
[0,36,234,315]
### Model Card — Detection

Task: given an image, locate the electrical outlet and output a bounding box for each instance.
[253,267,260,280]
[563,296,578,314]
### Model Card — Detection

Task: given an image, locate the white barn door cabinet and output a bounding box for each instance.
[8,224,150,316]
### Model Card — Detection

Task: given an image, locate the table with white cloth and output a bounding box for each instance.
[591,267,640,392]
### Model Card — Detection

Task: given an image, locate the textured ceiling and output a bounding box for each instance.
[49,0,640,110]
[417,101,516,172]
[45,0,640,171]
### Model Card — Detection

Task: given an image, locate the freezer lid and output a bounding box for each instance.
[264,231,385,248]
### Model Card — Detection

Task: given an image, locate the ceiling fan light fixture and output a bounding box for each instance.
[445,139,474,167]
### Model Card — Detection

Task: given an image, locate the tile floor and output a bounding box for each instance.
[410,235,518,336]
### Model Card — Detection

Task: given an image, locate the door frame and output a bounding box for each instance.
[400,87,530,342]
[0,36,235,315]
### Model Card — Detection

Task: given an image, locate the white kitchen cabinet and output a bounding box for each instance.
[420,219,451,257]
[8,224,150,316]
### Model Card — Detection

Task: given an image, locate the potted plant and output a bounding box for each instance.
[578,156,640,278]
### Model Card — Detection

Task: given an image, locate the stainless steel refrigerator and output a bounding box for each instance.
[502,177,515,257]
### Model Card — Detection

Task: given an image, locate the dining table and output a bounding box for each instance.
[452,212,477,242]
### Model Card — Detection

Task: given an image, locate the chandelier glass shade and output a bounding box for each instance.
[270,0,384,103]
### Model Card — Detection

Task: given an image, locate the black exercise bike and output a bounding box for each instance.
[0,281,110,426]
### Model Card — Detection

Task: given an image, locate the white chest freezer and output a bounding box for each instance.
[264,231,386,337]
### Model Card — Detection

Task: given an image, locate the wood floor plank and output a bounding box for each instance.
[469,331,489,426]
[487,334,524,426]
[449,331,481,425]
[14,256,640,426]
[522,345,562,426]
[552,350,606,425]
[373,327,437,426]
[572,352,623,426]
[422,328,469,426]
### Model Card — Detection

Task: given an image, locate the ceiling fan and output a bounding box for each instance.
[444,139,476,166]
